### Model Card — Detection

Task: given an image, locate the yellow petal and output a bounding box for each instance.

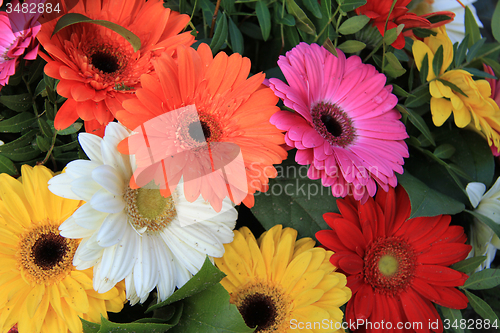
[293,288,325,309]
[48,284,65,320]
[290,270,326,296]
[0,174,32,229]
[412,40,434,81]
[453,105,472,128]
[85,297,107,323]
[293,237,315,258]
[41,307,67,333]
[280,251,312,291]
[60,299,82,333]
[431,97,452,126]
[25,283,45,318]
[270,230,295,282]
[62,275,90,313]
[247,236,266,279]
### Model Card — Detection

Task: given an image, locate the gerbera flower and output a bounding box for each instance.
[214,225,351,333]
[412,0,483,44]
[316,186,471,333]
[116,43,287,211]
[0,165,125,333]
[413,26,500,151]
[466,178,500,271]
[48,122,238,304]
[0,0,44,86]
[355,0,453,49]
[268,43,408,203]
[37,0,194,136]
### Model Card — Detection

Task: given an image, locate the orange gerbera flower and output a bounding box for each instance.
[37,0,194,136]
[116,44,287,211]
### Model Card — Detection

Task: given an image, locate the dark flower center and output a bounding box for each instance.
[238,293,277,331]
[90,51,120,74]
[188,120,211,142]
[32,232,68,270]
[364,236,416,295]
[311,102,356,148]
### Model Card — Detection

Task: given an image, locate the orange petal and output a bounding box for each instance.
[71,83,96,102]
[54,99,80,130]
[84,119,106,137]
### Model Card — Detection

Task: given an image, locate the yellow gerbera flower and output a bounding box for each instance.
[413,26,500,150]
[214,225,351,333]
[0,165,126,333]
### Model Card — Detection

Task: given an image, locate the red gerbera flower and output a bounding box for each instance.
[316,186,471,333]
[37,0,194,136]
[356,0,454,49]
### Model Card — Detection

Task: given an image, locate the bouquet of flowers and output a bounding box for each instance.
[0,0,499,332]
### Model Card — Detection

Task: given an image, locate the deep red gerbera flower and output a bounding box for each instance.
[316,186,471,333]
[356,0,454,49]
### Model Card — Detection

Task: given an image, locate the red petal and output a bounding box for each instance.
[323,212,344,229]
[411,278,441,304]
[432,286,468,309]
[54,99,80,130]
[418,243,472,266]
[353,283,373,321]
[71,83,96,102]
[333,218,367,256]
[400,290,441,333]
[316,230,351,253]
[339,253,364,274]
[416,265,465,284]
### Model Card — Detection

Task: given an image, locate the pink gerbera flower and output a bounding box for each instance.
[0,0,44,86]
[269,43,409,203]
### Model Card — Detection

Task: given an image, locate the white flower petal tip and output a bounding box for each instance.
[466,182,487,208]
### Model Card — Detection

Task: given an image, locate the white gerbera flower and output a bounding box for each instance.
[412,0,483,44]
[465,178,500,271]
[49,122,237,304]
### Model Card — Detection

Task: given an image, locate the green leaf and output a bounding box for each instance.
[384,52,406,78]
[0,113,37,133]
[255,1,271,41]
[439,307,464,333]
[52,13,141,51]
[0,93,33,112]
[251,151,336,240]
[338,15,370,35]
[419,53,429,85]
[493,0,500,44]
[405,84,430,108]
[168,284,253,333]
[0,155,18,176]
[81,318,100,333]
[27,57,47,85]
[147,257,226,313]
[432,45,444,76]
[286,0,316,35]
[397,170,465,219]
[210,13,228,54]
[452,256,487,275]
[466,210,500,242]
[391,84,412,98]
[463,269,500,290]
[1,145,41,162]
[277,14,295,26]
[426,14,453,25]
[466,38,486,63]
[464,6,481,47]
[228,17,244,54]
[462,67,497,79]
[35,135,51,152]
[396,104,436,146]
[322,38,338,57]
[383,27,398,46]
[303,0,322,19]
[455,35,469,67]
[465,290,500,322]
[56,122,83,135]
[99,316,176,333]
[412,28,437,39]
[339,0,367,13]
[34,80,46,97]
[433,143,455,159]
[337,40,366,53]
[0,129,38,153]
[437,79,468,98]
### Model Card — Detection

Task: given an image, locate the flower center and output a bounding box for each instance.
[231,281,292,332]
[364,236,416,295]
[90,51,119,74]
[177,110,222,149]
[124,185,177,234]
[311,102,356,148]
[17,224,78,285]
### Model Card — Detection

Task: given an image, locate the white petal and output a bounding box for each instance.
[71,177,103,202]
[96,212,128,247]
[483,176,500,200]
[133,235,158,300]
[160,229,205,275]
[90,188,126,213]
[59,216,94,238]
[101,127,133,178]
[92,165,126,196]
[79,133,103,163]
[107,228,138,283]
[93,261,116,293]
[168,221,225,257]
[76,235,104,262]
[154,240,175,302]
[65,160,101,179]
[48,174,82,200]
[173,255,192,289]
[73,203,107,230]
[466,182,486,208]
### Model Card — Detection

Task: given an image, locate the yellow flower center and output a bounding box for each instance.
[378,255,399,277]
[231,280,292,332]
[124,185,177,234]
[17,224,78,285]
